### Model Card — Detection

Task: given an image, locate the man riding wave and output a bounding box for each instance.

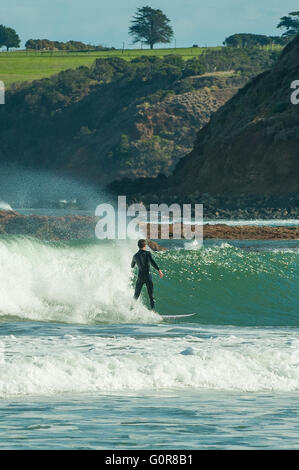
[131,239,163,311]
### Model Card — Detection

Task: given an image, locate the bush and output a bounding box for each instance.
[183,58,206,77]
[25,38,113,51]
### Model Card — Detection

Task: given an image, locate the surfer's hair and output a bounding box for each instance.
[138,239,146,249]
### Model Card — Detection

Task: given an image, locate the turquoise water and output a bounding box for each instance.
[0,235,298,449]
[1,388,299,449]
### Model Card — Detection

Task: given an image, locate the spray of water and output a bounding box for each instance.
[0,201,13,211]
[0,165,110,210]
[0,236,159,324]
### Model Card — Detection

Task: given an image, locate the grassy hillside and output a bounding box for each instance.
[0,45,282,87]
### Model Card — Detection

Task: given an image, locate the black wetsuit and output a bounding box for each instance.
[131,249,160,310]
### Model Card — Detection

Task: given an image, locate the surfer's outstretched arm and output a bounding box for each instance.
[148,252,159,271]
[149,252,164,278]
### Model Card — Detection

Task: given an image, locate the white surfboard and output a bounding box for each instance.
[160,313,197,319]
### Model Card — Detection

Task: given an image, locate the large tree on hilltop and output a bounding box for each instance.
[0,25,20,51]
[277,11,299,37]
[129,6,174,49]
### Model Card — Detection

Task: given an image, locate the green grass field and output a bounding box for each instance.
[0,45,282,87]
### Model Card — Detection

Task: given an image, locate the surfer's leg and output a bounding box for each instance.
[146,278,155,310]
[134,278,144,300]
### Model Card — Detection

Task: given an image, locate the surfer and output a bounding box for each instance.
[131,239,163,311]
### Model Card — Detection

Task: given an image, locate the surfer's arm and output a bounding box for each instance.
[148,253,163,278]
[148,252,159,271]
[131,256,136,268]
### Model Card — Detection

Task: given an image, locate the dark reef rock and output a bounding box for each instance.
[140,223,299,240]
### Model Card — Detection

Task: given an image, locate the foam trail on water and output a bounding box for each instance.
[0,237,158,324]
[0,328,299,397]
[184,239,203,250]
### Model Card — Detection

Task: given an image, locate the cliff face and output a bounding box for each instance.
[171,35,299,195]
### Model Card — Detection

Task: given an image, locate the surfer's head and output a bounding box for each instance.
[138,239,147,250]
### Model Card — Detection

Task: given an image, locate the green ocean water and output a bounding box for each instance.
[156,239,299,326]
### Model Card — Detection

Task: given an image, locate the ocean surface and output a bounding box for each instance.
[0,231,298,449]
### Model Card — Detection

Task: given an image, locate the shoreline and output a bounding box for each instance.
[0,212,298,250]
[140,223,299,241]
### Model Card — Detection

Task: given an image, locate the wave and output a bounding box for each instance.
[204,219,299,227]
[159,243,299,326]
[0,328,299,397]
[0,236,158,324]
[154,218,299,227]
[0,236,298,326]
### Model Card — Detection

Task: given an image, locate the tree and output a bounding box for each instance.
[277,11,299,37]
[223,33,288,48]
[0,25,20,51]
[25,39,37,50]
[25,38,112,51]
[129,6,173,49]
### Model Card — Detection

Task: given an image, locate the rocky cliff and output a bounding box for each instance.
[170,35,299,195]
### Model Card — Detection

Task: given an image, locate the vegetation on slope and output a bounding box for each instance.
[0,48,279,187]
[0,45,281,87]
[170,34,299,195]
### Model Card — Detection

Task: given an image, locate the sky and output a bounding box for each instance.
[0,0,298,48]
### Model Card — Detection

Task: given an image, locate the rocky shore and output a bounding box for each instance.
[0,212,298,248]
[140,223,299,241]
[107,187,299,220]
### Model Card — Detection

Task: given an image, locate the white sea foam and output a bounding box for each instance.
[0,329,299,397]
[272,248,299,253]
[0,237,158,324]
[204,219,299,227]
[0,200,13,211]
[150,218,299,227]
[184,239,202,250]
